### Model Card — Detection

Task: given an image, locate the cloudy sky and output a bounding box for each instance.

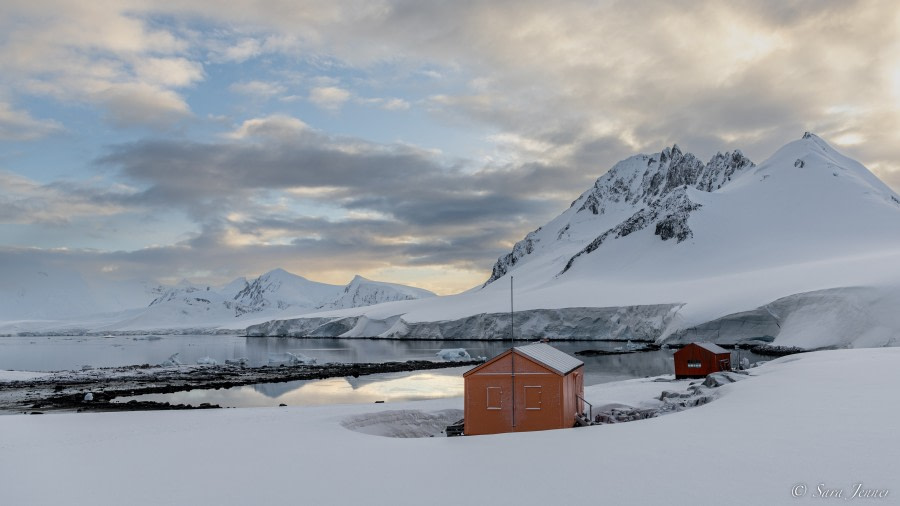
[1,0,899,294]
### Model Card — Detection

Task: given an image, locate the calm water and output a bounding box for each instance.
[2,335,767,408]
[116,367,471,407]
[0,335,513,371]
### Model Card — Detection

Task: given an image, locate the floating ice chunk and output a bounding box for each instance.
[133,335,162,341]
[196,356,218,365]
[160,353,183,367]
[268,352,316,366]
[83,393,93,401]
[436,348,471,362]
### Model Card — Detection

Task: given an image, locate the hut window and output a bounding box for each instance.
[687,360,702,368]
[486,387,502,410]
[524,386,542,410]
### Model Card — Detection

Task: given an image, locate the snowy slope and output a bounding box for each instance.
[319,275,436,311]
[0,255,163,321]
[249,134,900,348]
[2,348,897,505]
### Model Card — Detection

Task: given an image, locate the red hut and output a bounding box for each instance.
[674,343,732,379]
[463,343,585,436]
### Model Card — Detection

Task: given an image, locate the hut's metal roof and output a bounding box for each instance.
[514,343,584,375]
[694,342,729,354]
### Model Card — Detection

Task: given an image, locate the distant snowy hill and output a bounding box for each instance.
[319,275,436,311]
[248,133,900,349]
[0,267,435,334]
[231,268,343,314]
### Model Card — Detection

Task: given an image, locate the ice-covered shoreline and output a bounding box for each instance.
[244,284,900,350]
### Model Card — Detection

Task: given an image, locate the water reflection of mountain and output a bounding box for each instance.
[251,380,312,399]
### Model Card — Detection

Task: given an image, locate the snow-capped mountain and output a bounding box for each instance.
[232,268,343,314]
[319,275,436,311]
[143,268,344,323]
[0,267,437,333]
[248,133,900,349]
[485,145,755,284]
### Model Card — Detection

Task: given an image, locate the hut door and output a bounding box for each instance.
[486,386,503,410]
[524,386,542,410]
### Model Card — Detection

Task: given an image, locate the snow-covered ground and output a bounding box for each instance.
[0,370,51,382]
[2,348,896,505]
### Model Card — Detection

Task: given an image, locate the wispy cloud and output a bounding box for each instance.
[308,86,351,110]
[0,102,62,140]
[0,170,136,226]
[229,80,287,98]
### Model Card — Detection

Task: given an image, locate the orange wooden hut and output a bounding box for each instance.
[674,342,732,379]
[463,343,585,436]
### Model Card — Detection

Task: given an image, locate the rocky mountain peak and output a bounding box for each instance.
[484,143,756,285]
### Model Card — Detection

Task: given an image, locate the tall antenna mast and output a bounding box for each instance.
[510,275,514,343]
[510,275,515,428]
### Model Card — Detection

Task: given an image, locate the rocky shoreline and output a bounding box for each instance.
[0,359,483,414]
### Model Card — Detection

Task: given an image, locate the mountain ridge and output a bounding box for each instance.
[485,145,755,284]
[245,133,900,350]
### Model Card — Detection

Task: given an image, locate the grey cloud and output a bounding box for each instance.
[92,126,596,283]
[99,127,587,228]
[6,0,900,292]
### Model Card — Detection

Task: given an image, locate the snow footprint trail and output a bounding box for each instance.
[586,371,749,425]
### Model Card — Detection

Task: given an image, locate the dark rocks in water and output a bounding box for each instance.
[575,344,660,356]
[10,359,481,414]
[745,344,809,356]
